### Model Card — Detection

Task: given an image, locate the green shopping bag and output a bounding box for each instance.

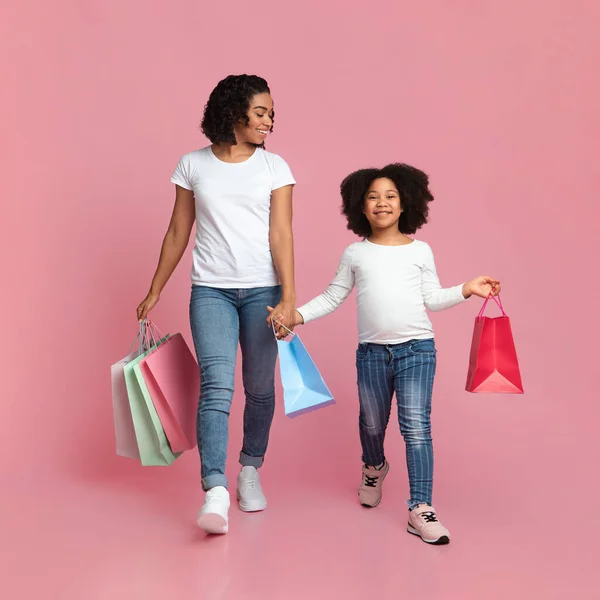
[123,331,181,466]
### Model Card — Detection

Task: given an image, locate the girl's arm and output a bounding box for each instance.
[421,245,500,311]
[268,184,297,337]
[294,246,356,326]
[136,185,195,321]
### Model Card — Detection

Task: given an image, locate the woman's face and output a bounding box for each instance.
[234,92,274,145]
[363,178,402,231]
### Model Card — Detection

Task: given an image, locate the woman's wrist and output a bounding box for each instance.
[281,289,296,304]
[149,284,162,297]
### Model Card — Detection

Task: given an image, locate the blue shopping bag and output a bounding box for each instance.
[274,325,335,417]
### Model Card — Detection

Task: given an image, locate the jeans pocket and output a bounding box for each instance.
[356,344,371,362]
[408,339,436,355]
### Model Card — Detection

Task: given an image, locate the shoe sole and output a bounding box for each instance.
[236,491,267,512]
[359,497,381,508]
[407,524,450,545]
[197,513,228,534]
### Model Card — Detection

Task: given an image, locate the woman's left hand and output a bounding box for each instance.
[266,302,296,339]
[462,276,501,299]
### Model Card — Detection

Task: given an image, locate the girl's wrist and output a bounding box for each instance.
[462,282,472,299]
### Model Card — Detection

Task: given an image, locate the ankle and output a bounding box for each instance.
[365,461,385,470]
[410,503,432,511]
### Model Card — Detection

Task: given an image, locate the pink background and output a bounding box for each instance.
[2,0,599,598]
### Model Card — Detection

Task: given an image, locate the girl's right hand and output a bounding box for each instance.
[137,292,160,322]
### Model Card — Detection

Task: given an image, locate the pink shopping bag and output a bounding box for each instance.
[465,295,524,394]
[138,333,199,453]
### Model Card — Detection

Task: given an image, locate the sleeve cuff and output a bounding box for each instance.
[272,178,296,191]
[456,283,468,302]
[170,176,193,191]
[296,305,313,324]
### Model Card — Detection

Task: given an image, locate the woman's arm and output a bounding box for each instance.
[268,184,297,338]
[136,185,195,321]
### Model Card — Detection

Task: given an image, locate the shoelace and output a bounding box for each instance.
[419,511,438,523]
[364,475,379,488]
[242,479,256,490]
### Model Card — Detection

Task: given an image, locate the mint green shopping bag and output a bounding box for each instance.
[123,325,181,466]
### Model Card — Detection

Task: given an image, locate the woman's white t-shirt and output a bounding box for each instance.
[171,146,296,288]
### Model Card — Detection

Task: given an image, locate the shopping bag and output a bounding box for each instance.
[274,324,335,417]
[111,346,141,460]
[123,322,181,466]
[465,295,524,394]
[138,333,199,453]
[111,324,153,460]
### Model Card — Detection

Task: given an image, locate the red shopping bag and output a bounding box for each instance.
[465,295,523,394]
[138,332,199,453]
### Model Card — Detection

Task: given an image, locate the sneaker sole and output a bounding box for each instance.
[236,491,267,512]
[359,496,382,508]
[197,513,228,534]
[407,524,450,545]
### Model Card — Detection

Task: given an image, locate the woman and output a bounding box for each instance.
[137,74,297,534]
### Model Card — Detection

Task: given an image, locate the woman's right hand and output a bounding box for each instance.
[137,292,160,322]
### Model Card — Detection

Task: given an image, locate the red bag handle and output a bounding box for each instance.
[477,294,507,318]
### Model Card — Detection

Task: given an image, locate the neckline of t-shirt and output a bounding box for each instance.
[208,145,261,165]
[364,238,417,248]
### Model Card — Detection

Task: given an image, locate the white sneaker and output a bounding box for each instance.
[197,486,230,534]
[237,466,267,512]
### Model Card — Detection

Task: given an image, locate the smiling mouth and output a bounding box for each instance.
[374,211,392,215]
[257,130,269,136]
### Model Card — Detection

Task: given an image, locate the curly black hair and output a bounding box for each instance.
[340,163,434,237]
[200,74,272,146]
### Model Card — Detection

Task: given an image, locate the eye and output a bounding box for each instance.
[256,114,265,118]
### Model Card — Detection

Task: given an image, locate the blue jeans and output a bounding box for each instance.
[356,338,437,509]
[189,285,282,491]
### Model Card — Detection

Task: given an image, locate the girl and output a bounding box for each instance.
[137,75,297,535]
[276,163,499,545]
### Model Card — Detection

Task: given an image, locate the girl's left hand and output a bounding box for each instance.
[462,276,501,299]
[266,302,296,339]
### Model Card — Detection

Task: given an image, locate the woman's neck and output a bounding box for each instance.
[211,142,257,163]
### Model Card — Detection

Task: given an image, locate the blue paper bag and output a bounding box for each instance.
[276,331,335,417]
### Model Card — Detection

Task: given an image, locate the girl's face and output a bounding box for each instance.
[234,92,274,145]
[363,178,402,231]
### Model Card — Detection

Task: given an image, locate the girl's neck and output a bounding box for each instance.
[211,142,257,163]
[368,227,412,247]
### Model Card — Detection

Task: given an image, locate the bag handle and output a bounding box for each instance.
[477,294,507,319]
[136,318,167,355]
[144,318,166,347]
[272,319,296,339]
